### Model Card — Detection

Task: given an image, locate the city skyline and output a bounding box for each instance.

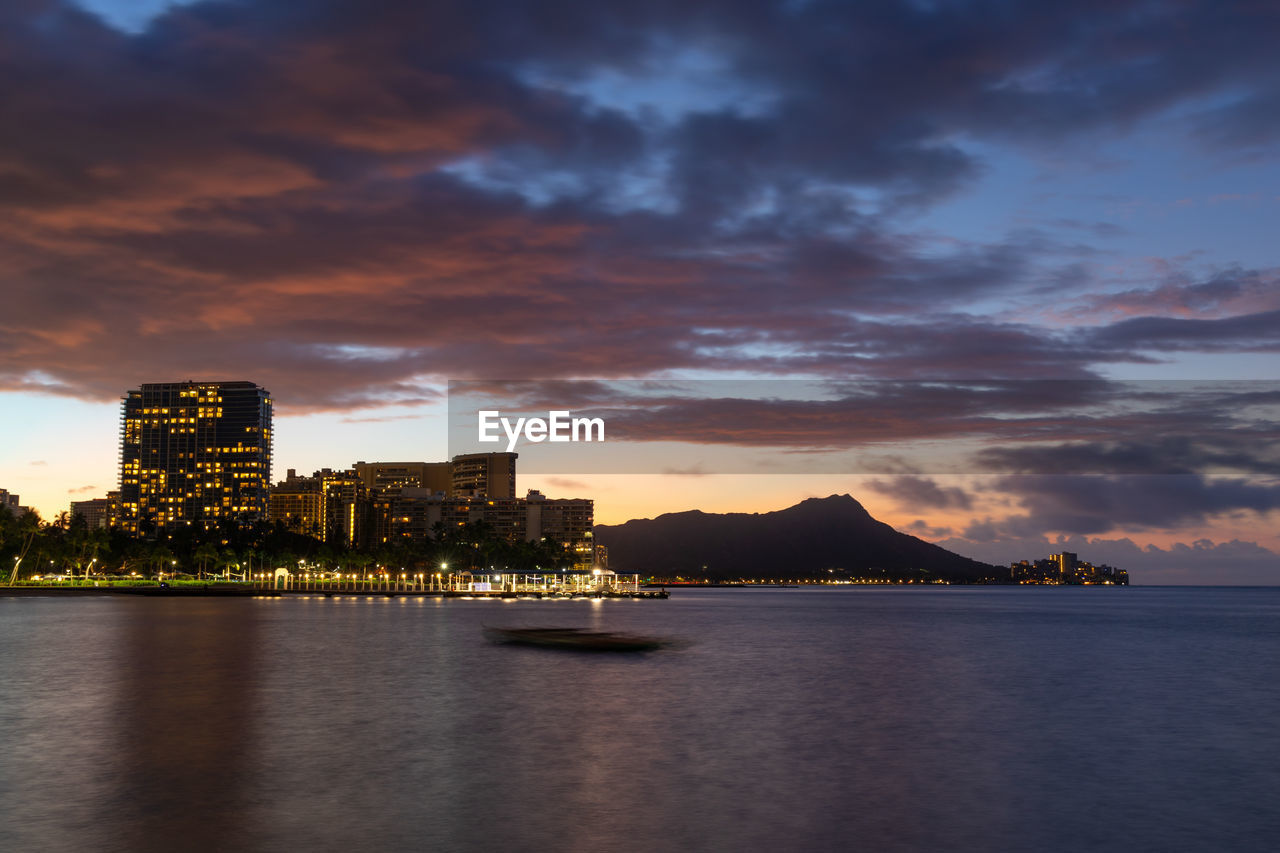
[3,1,1279,583]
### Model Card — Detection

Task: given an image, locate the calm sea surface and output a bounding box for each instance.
[1,587,1277,852]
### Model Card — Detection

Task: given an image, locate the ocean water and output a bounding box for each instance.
[1,587,1277,852]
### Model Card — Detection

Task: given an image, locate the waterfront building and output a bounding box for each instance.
[353,453,516,499]
[526,490,594,570]
[268,469,324,537]
[268,468,366,546]
[450,452,517,498]
[359,453,518,542]
[318,468,365,547]
[370,488,594,571]
[296,451,586,566]
[461,495,530,541]
[370,487,442,544]
[374,491,529,543]
[353,461,452,494]
[118,381,272,534]
[1052,552,1078,580]
[1013,552,1128,585]
[357,461,451,545]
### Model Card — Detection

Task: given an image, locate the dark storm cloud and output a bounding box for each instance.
[865,476,973,511]
[976,432,1280,478]
[991,474,1280,535]
[2,0,1280,409]
[1089,309,1280,353]
[450,381,1280,479]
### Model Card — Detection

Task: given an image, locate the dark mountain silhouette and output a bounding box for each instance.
[593,494,999,582]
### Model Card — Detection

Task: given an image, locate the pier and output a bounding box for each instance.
[253,569,667,599]
[272,588,668,599]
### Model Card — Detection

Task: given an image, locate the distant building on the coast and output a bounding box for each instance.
[118,380,272,535]
[1010,552,1128,585]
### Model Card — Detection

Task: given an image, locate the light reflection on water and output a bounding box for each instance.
[2,588,1278,852]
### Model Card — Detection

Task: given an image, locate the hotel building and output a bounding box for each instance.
[371,489,594,571]
[450,452,517,498]
[267,450,592,566]
[354,461,453,495]
[118,381,272,535]
[268,468,366,547]
[70,494,118,529]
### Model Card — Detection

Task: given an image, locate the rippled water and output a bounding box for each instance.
[1,587,1278,852]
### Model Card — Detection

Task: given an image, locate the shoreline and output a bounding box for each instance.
[0,585,667,600]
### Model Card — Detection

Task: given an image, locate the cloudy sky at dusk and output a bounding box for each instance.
[2,0,1278,582]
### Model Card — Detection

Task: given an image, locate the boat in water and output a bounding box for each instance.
[484,626,670,652]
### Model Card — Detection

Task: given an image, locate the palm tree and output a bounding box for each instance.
[194,543,219,579]
[217,548,237,579]
[242,547,261,580]
[150,543,175,578]
[7,509,42,586]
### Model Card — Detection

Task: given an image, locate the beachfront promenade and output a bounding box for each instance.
[0,571,668,599]
[255,569,646,596]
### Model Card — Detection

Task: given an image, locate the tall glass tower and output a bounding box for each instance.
[118,381,272,535]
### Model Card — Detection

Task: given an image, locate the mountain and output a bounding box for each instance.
[593,494,999,582]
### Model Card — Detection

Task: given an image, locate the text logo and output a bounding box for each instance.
[478,410,605,452]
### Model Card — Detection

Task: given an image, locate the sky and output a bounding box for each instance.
[2,0,1279,583]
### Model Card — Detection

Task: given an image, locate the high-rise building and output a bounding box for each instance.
[1052,551,1078,580]
[267,469,324,538]
[353,461,452,494]
[352,454,516,500]
[70,496,115,529]
[370,489,594,570]
[451,452,517,498]
[119,381,272,535]
[526,490,594,570]
[269,467,366,547]
[318,468,364,548]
